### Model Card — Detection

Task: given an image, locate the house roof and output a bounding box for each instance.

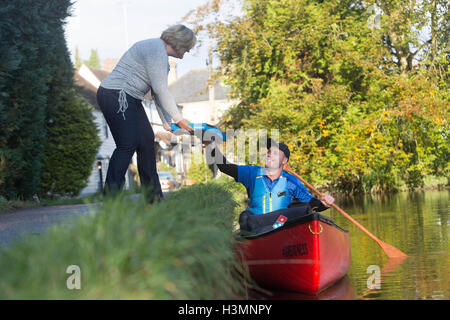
[74,72,100,109]
[75,65,232,110]
[74,65,110,110]
[168,69,230,103]
[89,68,109,82]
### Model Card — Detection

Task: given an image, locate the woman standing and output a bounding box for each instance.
[97,24,195,201]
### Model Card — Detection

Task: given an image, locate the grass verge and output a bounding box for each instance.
[0,182,252,299]
[0,193,103,213]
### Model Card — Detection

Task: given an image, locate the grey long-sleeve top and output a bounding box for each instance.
[100,38,182,125]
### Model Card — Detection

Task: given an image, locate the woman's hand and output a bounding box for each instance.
[176,118,194,133]
[320,193,335,208]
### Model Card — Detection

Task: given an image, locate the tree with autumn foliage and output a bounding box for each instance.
[184,0,448,193]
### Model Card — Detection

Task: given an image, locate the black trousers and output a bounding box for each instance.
[96,86,163,201]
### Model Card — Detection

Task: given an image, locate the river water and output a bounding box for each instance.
[258,189,449,300]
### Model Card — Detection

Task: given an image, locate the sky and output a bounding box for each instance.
[65,1,434,77]
[64,0,217,77]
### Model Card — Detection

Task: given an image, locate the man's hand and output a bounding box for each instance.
[176,119,194,133]
[320,193,334,207]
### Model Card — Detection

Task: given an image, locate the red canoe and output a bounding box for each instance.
[236,210,351,295]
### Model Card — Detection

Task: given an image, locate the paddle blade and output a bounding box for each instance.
[381,255,408,273]
[378,240,408,259]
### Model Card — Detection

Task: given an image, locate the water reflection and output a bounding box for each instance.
[253,276,356,300]
[333,190,449,300]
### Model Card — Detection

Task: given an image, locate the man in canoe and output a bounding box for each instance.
[208,138,335,230]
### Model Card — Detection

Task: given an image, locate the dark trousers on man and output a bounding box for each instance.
[96,86,163,202]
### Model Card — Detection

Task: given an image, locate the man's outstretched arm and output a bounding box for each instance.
[208,142,238,180]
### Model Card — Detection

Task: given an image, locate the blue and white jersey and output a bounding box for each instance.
[236,165,314,215]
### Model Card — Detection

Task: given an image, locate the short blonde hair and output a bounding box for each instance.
[160,24,197,54]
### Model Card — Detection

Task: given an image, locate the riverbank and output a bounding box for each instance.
[311,175,448,197]
[1,175,447,214]
[0,181,252,299]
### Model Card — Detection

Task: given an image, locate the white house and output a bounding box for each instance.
[168,68,236,125]
[167,63,237,174]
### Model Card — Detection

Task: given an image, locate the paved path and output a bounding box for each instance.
[0,192,167,246]
[0,203,101,246]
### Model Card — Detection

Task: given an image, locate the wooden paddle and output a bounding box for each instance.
[283,163,408,259]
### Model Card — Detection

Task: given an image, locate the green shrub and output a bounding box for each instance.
[39,89,100,198]
[187,159,214,184]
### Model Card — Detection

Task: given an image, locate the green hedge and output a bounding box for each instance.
[0,0,100,199]
[39,88,100,198]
